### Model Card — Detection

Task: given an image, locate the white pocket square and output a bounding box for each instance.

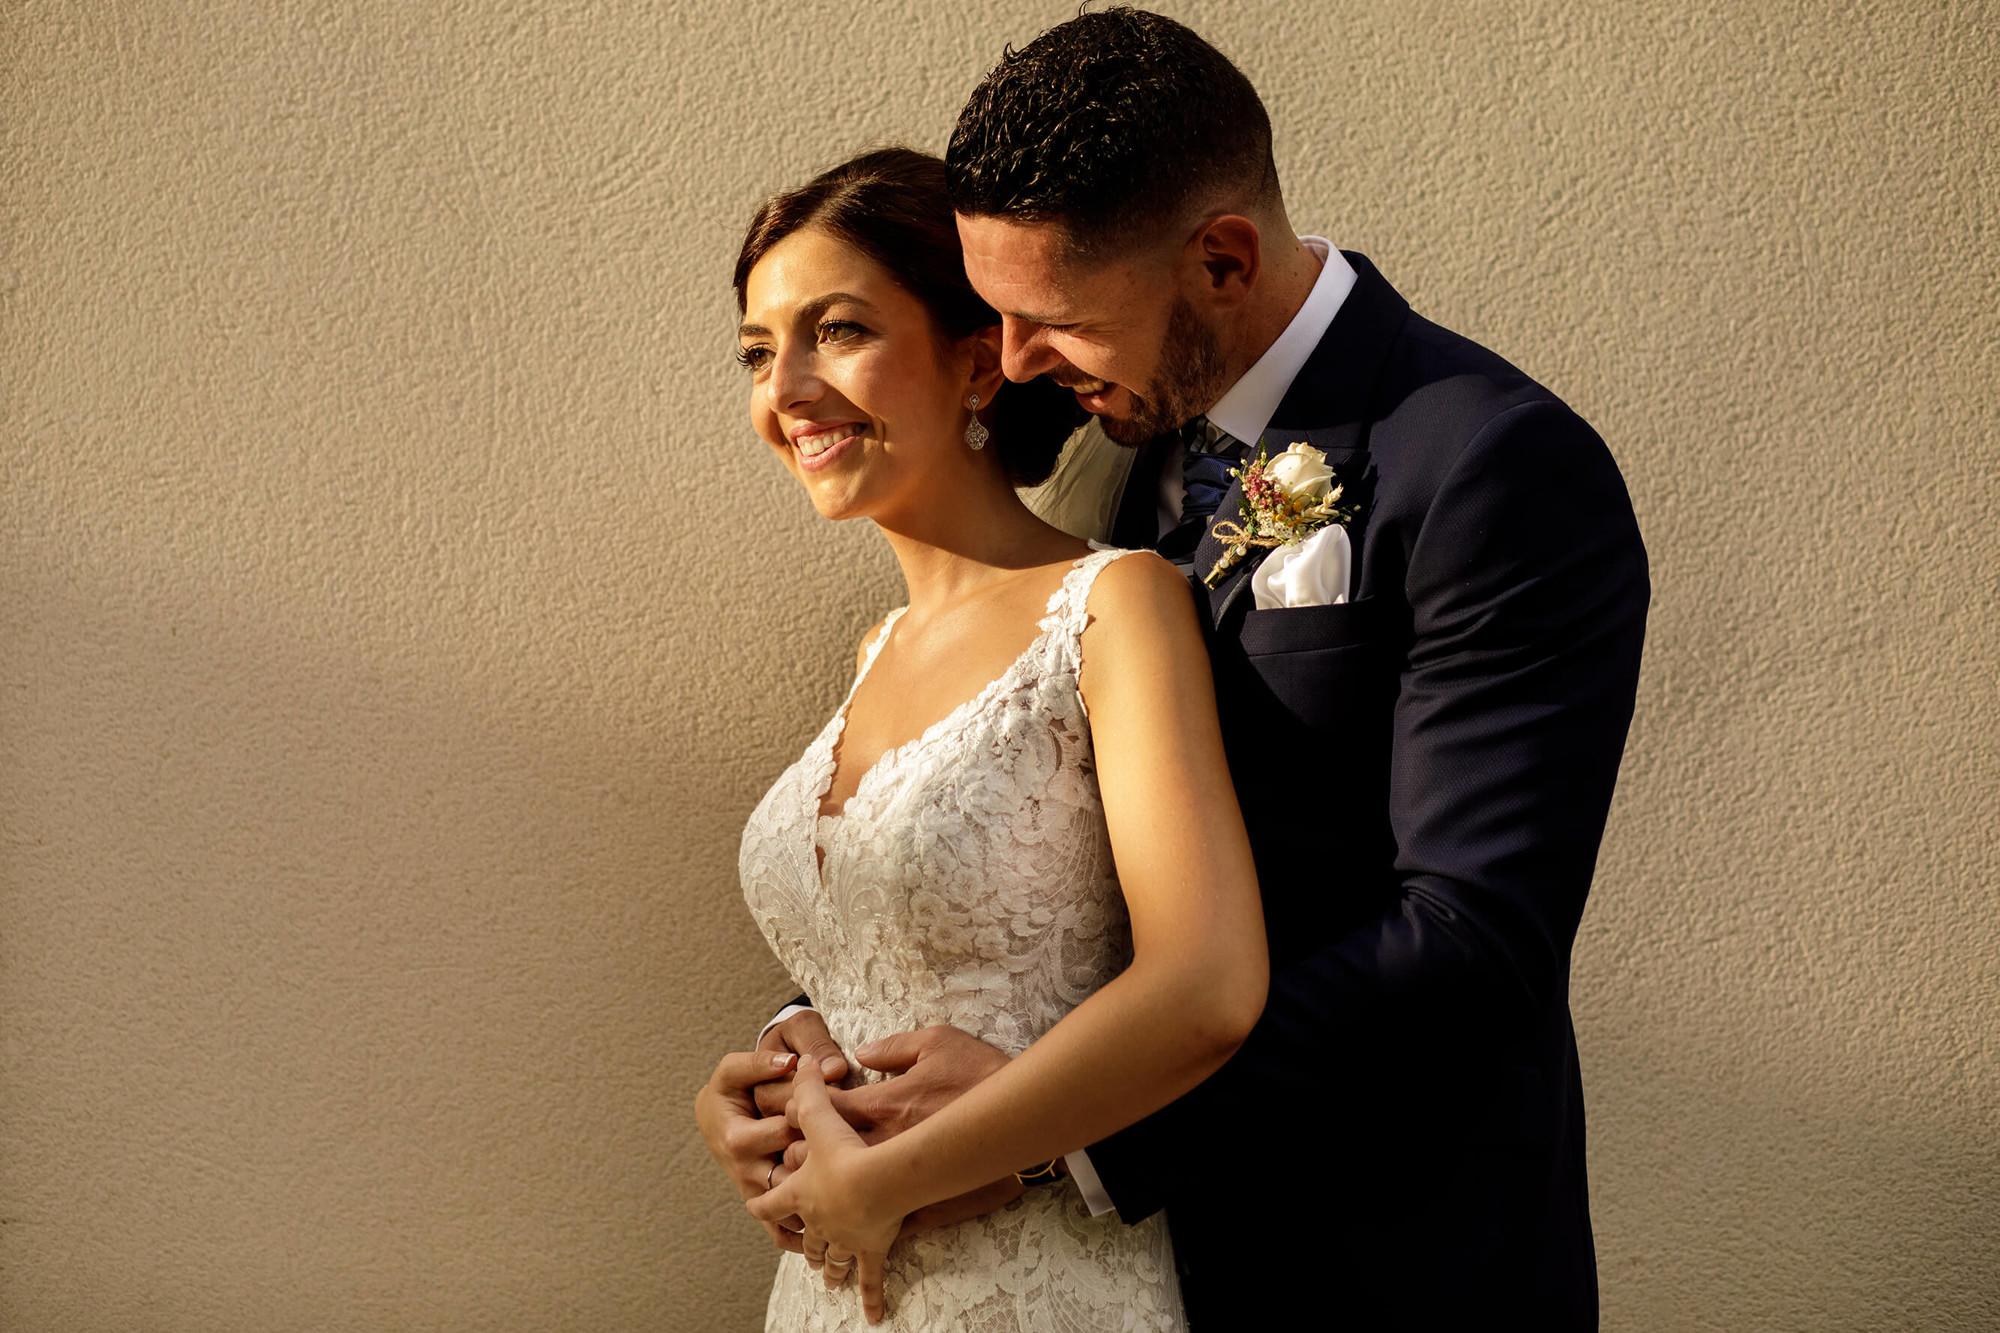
[1249,524,1351,610]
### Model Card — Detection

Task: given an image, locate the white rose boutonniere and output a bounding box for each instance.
[1265,444,1336,502]
[1202,442,1359,592]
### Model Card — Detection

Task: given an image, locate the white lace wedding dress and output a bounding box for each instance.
[739,548,1184,1332]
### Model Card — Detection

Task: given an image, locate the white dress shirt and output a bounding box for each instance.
[1155,238,1357,534]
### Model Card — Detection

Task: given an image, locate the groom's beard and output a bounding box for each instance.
[1091,296,1230,446]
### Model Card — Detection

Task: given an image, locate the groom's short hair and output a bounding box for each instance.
[946,7,1279,258]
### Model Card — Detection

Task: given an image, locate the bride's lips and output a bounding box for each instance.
[789,421,865,473]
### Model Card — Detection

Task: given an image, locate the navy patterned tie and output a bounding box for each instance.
[1155,416,1243,560]
[1179,416,1242,528]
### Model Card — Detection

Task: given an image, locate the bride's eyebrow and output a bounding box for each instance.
[737,292,881,341]
[799,292,878,322]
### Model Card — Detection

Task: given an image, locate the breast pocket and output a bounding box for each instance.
[1238,597,1391,655]
[1230,597,1403,737]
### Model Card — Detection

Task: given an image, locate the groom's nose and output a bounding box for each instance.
[998,315,1062,382]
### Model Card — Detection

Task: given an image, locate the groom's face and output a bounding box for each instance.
[957,214,1225,445]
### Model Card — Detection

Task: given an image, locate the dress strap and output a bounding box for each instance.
[1038,546,1141,642]
[850,607,906,694]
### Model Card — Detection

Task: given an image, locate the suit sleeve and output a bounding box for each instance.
[1088,400,1651,1222]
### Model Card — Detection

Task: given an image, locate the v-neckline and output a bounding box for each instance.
[812,553,1097,827]
[817,610,1049,824]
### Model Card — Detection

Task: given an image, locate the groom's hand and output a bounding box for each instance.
[781,1024,1026,1232]
[753,1009,850,1118]
[828,1025,1011,1139]
[694,1049,810,1252]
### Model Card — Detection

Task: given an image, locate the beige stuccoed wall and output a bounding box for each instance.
[2,1,1994,1328]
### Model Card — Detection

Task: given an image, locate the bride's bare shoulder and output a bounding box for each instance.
[1075,550,1211,719]
[1078,550,1204,658]
[1085,549,1196,622]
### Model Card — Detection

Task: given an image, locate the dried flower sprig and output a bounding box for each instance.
[1202,443,1358,589]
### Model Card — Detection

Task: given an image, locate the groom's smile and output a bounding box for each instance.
[957,212,1233,445]
[958,213,1185,442]
[1047,372,1117,416]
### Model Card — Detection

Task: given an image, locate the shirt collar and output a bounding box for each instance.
[1203,237,1356,447]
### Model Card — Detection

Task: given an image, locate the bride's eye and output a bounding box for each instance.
[736,344,771,371]
[818,320,866,346]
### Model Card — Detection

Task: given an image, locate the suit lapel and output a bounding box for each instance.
[1192,252,1412,624]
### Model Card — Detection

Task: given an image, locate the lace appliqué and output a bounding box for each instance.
[739,549,1183,1332]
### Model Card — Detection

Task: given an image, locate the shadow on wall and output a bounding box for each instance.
[0,537,838,1325]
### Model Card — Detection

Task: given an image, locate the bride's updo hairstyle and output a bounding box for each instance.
[733,147,1087,488]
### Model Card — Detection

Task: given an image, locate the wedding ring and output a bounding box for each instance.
[766,1161,779,1190]
[824,1255,853,1270]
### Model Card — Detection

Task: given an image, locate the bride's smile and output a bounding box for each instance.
[790,421,865,466]
[738,225,990,524]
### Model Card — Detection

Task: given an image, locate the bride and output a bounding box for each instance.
[713,147,1266,1330]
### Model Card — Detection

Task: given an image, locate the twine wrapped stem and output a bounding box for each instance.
[1200,482,1351,589]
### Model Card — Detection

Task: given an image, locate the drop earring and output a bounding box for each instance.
[964,394,989,451]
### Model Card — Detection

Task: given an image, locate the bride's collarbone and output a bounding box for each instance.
[825,565,1076,807]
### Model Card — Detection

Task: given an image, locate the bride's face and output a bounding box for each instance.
[739,226,979,522]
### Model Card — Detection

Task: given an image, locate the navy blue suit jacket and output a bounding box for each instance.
[1094,253,1647,1328]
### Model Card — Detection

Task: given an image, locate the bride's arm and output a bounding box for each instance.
[751,552,1267,1305]
[870,552,1267,1193]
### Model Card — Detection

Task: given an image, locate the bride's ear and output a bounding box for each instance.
[964,325,1006,407]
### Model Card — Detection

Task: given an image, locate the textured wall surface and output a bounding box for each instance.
[3,2,1995,1329]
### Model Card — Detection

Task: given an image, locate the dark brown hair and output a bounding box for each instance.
[734,147,1085,488]
[947,8,1278,256]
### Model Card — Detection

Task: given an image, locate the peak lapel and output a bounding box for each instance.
[1196,253,1411,625]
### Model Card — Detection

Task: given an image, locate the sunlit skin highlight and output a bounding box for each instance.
[739,226,1009,535]
[956,209,1324,443]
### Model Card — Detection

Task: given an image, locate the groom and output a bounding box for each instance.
[709,9,1648,1326]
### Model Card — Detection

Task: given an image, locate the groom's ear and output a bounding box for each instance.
[964,324,1007,403]
[1189,215,1261,311]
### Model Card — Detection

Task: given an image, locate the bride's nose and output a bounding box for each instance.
[765,340,825,413]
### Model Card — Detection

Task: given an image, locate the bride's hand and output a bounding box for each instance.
[747,1060,905,1323]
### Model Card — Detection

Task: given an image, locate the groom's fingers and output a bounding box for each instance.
[785,1058,862,1144]
[761,1011,848,1073]
[755,1051,845,1118]
[745,1169,798,1225]
[764,1161,807,1239]
[761,1218,804,1255]
[696,1050,806,1209]
[729,1113,797,1161]
[851,1026,931,1075]
[839,1025,1012,1140]
[711,1049,799,1095]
